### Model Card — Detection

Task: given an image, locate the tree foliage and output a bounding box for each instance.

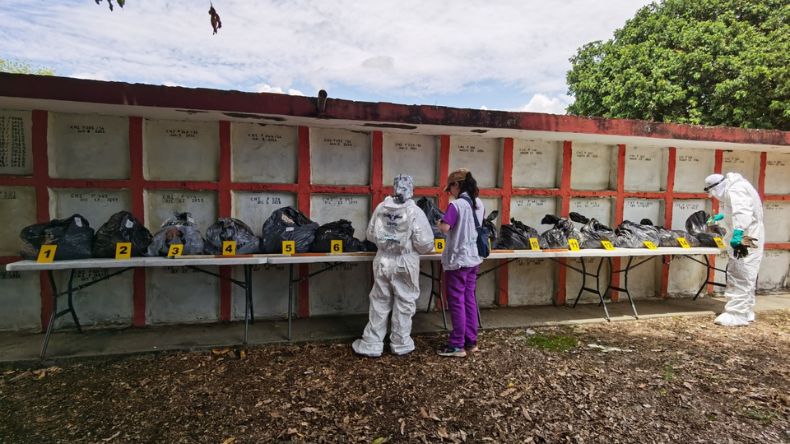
[566,0,789,130]
[0,59,54,75]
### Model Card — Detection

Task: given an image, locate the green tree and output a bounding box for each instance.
[566,0,789,130]
[0,58,54,75]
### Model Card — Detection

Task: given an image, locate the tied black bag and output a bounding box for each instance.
[460,196,490,258]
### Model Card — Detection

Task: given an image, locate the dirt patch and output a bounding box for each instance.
[1,311,788,443]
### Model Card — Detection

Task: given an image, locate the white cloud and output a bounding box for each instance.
[0,0,652,110]
[254,83,305,96]
[519,94,574,115]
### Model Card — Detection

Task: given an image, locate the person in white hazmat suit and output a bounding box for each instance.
[704,172,765,327]
[352,175,435,357]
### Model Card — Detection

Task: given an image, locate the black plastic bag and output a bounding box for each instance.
[640,218,693,247]
[261,207,319,254]
[92,211,152,258]
[20,214,95,260]
[539,214,585,249]
[614,220,661,248]
[494,217,549,250]
[569,212,617,249]
[310,219,372,253]
[416,197,445,240]
[148,212,205,256]
[685,210,727,247]
[204,217,261,255]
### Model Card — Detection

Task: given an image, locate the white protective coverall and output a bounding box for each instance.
[352,175,435,356]
[705,172,765,326]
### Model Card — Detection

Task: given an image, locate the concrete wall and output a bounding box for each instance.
[0,104,788,332]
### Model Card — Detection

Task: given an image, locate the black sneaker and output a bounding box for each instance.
[437,346,466,358]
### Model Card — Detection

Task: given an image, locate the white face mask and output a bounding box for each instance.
[708,180,727,200]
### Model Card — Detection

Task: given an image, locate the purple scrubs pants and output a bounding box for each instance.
[444,265,479,348]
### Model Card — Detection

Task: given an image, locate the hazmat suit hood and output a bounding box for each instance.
[704,173,728,200]
[393,174,414,203]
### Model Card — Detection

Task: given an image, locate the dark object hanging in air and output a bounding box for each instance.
[209,4,222,34]
[93,211,152,258]
[20,214,95,260]
[95,0,124,11]
[204,217,261,255]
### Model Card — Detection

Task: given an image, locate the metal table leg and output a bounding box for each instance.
[243,264,252,344]
[605,256,640,319]
[288,264,294,341]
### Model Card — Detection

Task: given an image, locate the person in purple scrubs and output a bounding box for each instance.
[436,168,484,357]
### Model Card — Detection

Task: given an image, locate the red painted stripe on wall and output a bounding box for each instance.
[32,110,52,331]
[129,116,147,327]
[556,141,573,306]
[660,147,676,298]
[297,126,311,318]
[218,121,232,322]
[498,138,514,306]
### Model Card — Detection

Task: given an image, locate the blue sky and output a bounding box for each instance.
[1,0,653,114]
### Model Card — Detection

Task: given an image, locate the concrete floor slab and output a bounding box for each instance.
[1,293,788,366]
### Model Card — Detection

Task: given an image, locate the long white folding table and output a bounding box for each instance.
[5,256,269,358]
[479,247,723,320]
[266,247,722,340]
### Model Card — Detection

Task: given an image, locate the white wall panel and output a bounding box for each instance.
[722,150,759,186]
[0,186,36,255]
[232,264,291,319]
[570,198,613,226]
[0,109,33,175]
[570,143,613,190]
[145,190,217,233]
[512,140,560,188]
[49,188,130,228]
[383,134,438,187]
[48,113,129,179]
[674,149,714,193]
[624,145,666,191]
[232,123,297,183]
[144,119,219,181]
[0,270,40,331]
[448,136,499,189]
[763,202,790,243]
[310,195,370,238]
[764,153,790,194]
[510,197,558,228]
[758,251,789,290]
[310,128,370,185]
[147,267,219,324]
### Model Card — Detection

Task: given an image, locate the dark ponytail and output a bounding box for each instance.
[460,172,479,209]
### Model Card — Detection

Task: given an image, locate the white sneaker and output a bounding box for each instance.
[714,312,749,327]
[747,312,755,323]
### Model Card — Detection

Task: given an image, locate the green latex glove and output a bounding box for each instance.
[707,213,724,224]
[730,229,744,248]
